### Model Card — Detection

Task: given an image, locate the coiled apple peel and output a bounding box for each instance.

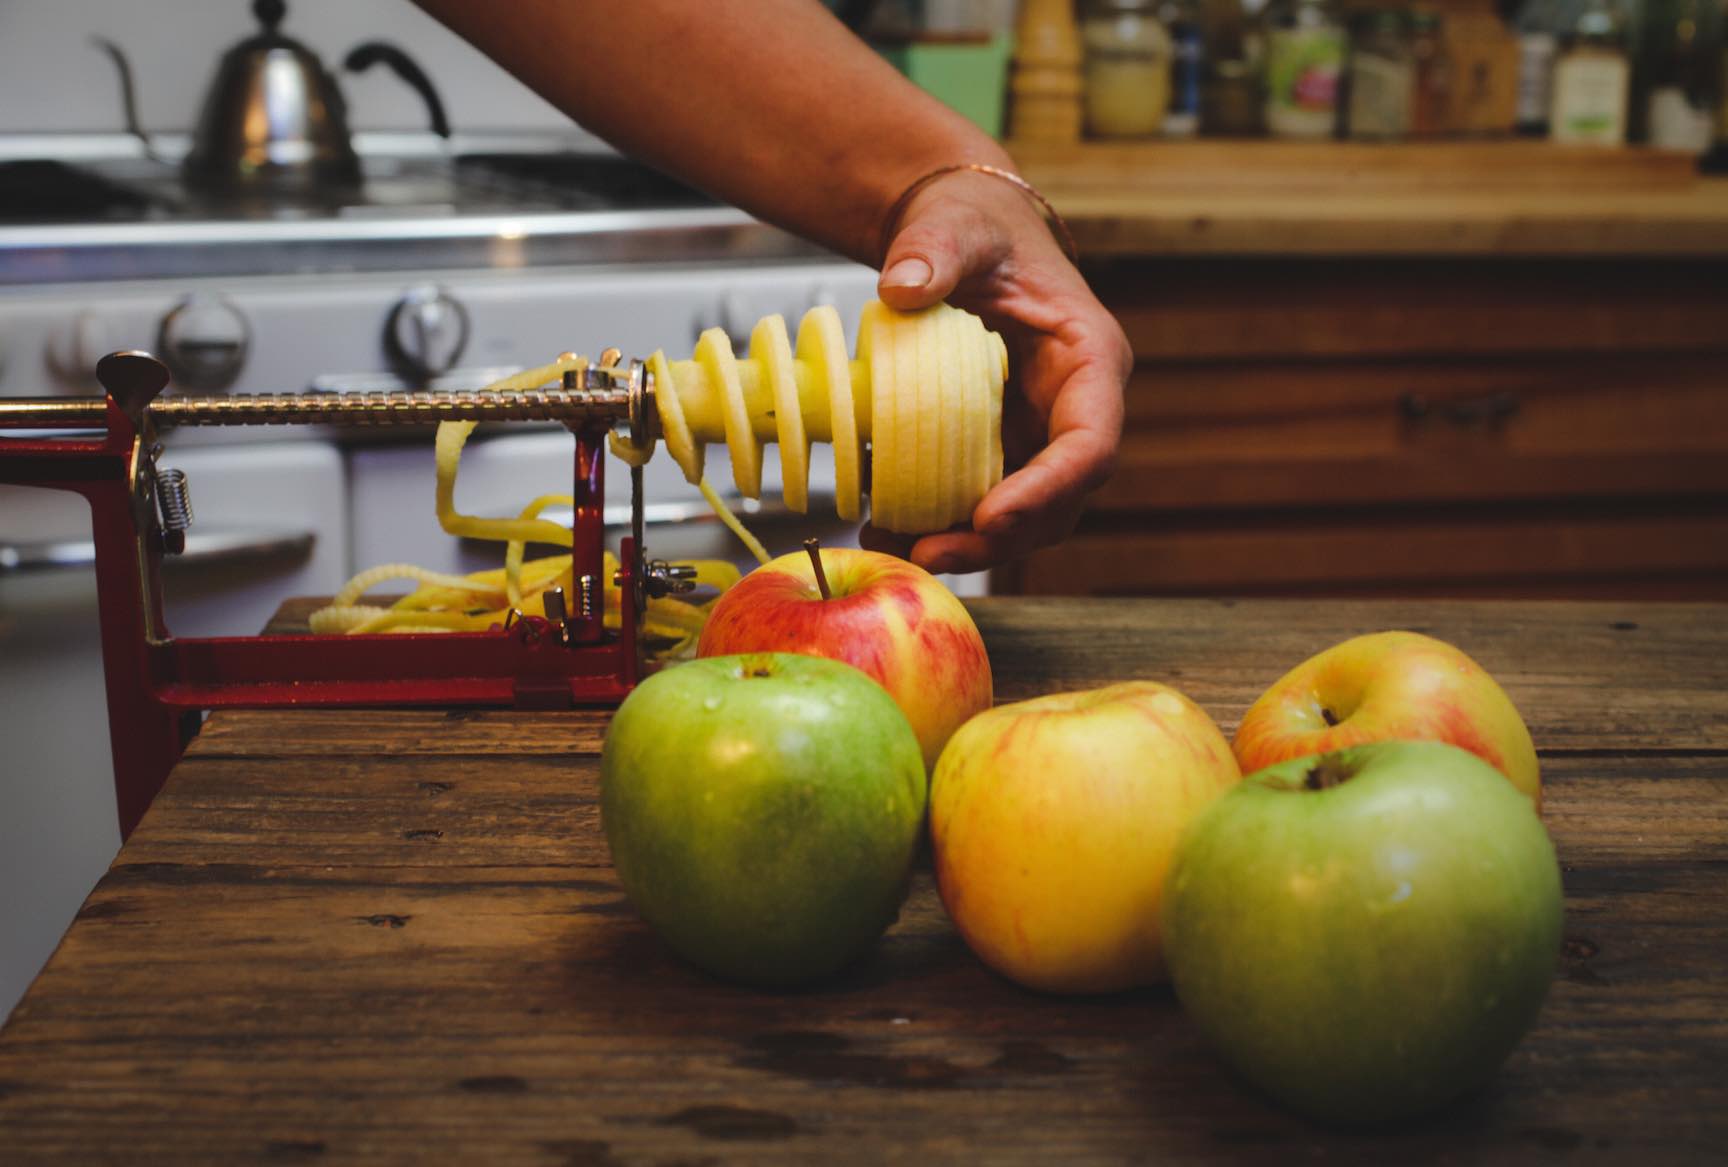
[308,355,737,649]
[620,300,1008,535]
[309,300,1006,650]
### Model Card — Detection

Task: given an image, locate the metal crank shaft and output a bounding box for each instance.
[0,387,632,429]
[0,351,644,431]
[157,385,632,427]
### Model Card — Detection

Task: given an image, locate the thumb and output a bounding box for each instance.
[876,203,987,312]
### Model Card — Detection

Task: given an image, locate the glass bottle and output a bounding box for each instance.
[1721,17,1728,160]
[1346,11,1415,140]
[1081,0,1174,137]
[1549,0,1631,144]
[1636,0,1723,151]
[1263,0,1348,139]
[1409,11,1453,137]
[1200,0,1269,135]
[1514,0,1575,135]
[1161,0,1206,136]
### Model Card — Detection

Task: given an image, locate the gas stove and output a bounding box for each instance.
[0,152,713,223]
[0,138,886,612]
[0,143,869,391]
[3,153,698,219]
[0,151,832,285]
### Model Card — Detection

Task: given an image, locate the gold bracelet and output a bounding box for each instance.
[878,162,1079,268]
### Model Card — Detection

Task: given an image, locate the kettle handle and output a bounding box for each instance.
[89,37,164,163]
[344,41,451,139]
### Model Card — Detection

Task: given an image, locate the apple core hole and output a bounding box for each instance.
[1303,758,1353,791]
[1320,706,1340,727]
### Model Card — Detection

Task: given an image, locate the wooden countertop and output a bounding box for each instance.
[3,598,1726,1163]
[1008,141,1728,257]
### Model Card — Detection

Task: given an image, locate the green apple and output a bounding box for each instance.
[601,652,926,989]
[1162,740,1563,1125]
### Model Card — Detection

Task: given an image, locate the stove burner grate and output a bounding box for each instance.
[0,159,161,223]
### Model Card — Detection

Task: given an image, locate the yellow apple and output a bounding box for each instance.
[1232,631,1541,807]
[929,682,1242,994]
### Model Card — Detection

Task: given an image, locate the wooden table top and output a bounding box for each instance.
[2,597,1725,1165]
[1006,141,1728,258]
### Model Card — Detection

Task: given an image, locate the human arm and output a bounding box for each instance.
[413,0,1130,572]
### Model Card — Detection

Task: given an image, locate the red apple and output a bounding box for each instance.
[1232,631,1540,806]
[696,547,991,770]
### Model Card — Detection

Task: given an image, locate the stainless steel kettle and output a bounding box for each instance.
[180,0,449,197]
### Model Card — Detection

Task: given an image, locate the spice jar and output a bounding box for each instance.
[1200,0,1268,135]
[1346,10,1415,139]
[1082,0,1174,137]
[1263,0,1348,138]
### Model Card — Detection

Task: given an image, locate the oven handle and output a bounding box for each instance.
[0,526,314,575]
[460,493,841,539]
[600,495,832,529]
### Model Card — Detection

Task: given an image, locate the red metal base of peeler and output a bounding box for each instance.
[2,396,641,839]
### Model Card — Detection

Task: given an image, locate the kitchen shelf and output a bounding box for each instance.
[1008,139,1703,190]
[1004,140,1728,257]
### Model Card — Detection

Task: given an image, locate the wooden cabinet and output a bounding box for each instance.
[1009,256,1728,599]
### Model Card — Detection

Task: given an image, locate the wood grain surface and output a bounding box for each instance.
[1026,254,1728,601]
[1038,187,1728,258]
[1008,141,1705,192]
[1005,142,1728,257]
[1,598,1724,1165]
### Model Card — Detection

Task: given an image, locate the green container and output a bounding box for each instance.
[876,33,1014,139]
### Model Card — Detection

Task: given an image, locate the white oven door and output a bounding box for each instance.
[0,439,348,1020]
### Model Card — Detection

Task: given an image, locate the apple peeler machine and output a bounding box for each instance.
[0,348,692,838]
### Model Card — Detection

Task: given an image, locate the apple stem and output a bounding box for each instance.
[804,538,833,601]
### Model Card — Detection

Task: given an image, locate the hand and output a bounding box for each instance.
[861,170,1130,575]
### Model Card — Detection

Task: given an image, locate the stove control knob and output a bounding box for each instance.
[46,310,134,390]
[158,294,250,391]
[386,285,470,382]
[692,291,752,349]
[719,292,752,342]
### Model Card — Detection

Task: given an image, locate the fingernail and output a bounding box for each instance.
[880,257,932,289]
[983,510,1023,535]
